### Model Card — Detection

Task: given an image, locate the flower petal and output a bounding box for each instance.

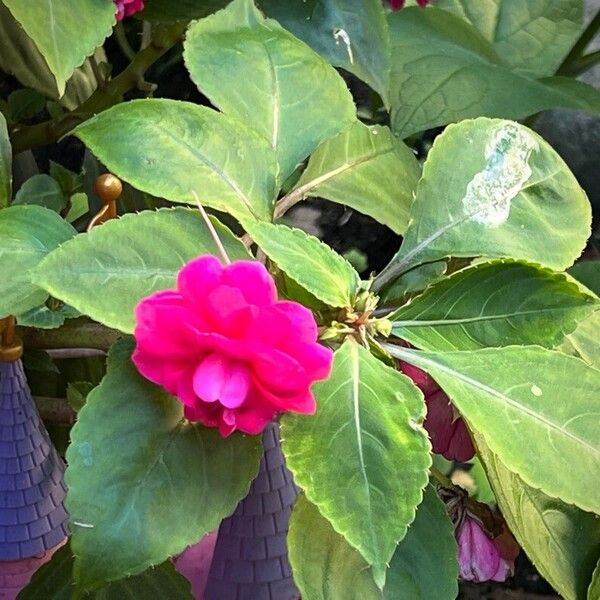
[193,354,227,402]
[221,261,277,306]
[220,363,251,409]
[177,255,223,304]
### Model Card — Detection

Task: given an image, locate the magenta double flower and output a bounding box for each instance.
[114,0,144,21]
[133,256,333,436]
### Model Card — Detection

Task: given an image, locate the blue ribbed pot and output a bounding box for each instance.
[0,360,69,561]
[204,423,299,600]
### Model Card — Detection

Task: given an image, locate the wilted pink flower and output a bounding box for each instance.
[457,516,516,582]
[133,256,333,436]
[114,0,144,21]
[400,361,475,461]
[389,0,429,9]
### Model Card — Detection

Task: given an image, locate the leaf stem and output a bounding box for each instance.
[557,9,600,75]
[192,191,231,265]
[9,22,187,154]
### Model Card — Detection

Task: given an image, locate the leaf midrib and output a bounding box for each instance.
[392,304,593,328]
[409,351,600,457]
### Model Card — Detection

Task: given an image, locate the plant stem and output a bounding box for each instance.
[10,22,187,154]
[17,318,120,351]
[430,465,455,489]
[114,21,136,61]
[557,9,600,75]
[566,49,600,77]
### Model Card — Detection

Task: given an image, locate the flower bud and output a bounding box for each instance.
[457,516,515,583]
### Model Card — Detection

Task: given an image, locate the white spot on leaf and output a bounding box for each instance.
[531,384,543,397]
[462,123,537,227]
[333,28,354,64]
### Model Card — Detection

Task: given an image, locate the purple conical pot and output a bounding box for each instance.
[204,423,299,600]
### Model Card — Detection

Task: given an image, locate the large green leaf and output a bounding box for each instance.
[386,344,600,514]
[32,208,250,333]
[259,0,390,104]
[282,340,431,588]
[288,121,420,234]
[184,0,356,182]
[245,221,359,308]
[590,562,600,600]
[2,0,114,96]
[0,2,104,107]
[388,8,600,138]
[376,118,591,288]
[18,542,193,600]
[390,260,599,351]
[66,338,262,591]
[0,205,76,318]
[14,174,66,212]
[476,434,600,600]
[288,495,380,600]
[288,487,458,600]
[72,99,277,223]
[382,485,458,600]
[436,0,583,77]
[0,113,10,208]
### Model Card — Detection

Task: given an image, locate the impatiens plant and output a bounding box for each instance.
[1,0,600,599]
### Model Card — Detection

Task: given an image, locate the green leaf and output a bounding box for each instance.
[22,349,59,374]
[0,205,76,318]
[289,122,420,235]
[387,345,600,514]
[259,0,391,104]
[7,88,46,122]
[388,8,600,138]
[390,260,599,351]
[141,0,229,21]
[65,192,90,223]
[559,311,600,370]
[72,99,277,223]
[436,0,583,77]
[14,174,66,212]
[183,0,356,181]
[244,221,359,307]
[16,303,79,330]
[0,113,11,207]
[33,208,250,333]
[66,381,95,413]
[469,457,496,505]
[288,495,380,600]
[476,434,600,600]
[66,338,262,591]
[282,340,431,588]
[288,487,458,600]
[2,0,114,96]
[383,486,458,600]
[569,261,600,296]
[17,542,194,599]
[590,562,600,600]
[379,118,591,283]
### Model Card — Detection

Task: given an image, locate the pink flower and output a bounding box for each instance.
[114,0,144,21]
[132,256,333,436]
[457,516,515,582]
[389,0,429,9]
[400,362,475,461]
